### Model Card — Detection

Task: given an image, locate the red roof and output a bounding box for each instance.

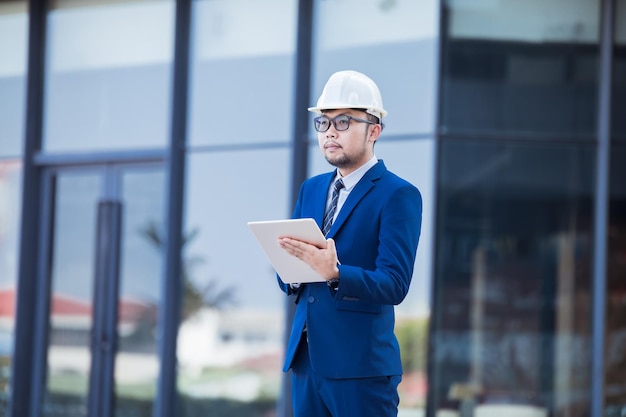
[0,289,15,317]
[0,287,153,324]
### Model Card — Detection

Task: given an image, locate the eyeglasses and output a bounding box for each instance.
[313,114,375,132]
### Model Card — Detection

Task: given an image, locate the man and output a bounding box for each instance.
[277,70,422,417]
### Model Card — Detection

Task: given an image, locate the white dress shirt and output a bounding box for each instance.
[325,155,378,223]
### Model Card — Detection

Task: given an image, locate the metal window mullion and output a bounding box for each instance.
[10,0,48,416]
[425,1,448,416]
[153,0,192,416]
[27,171,56,417]
[88,201,123,417]
[591,0,615,417]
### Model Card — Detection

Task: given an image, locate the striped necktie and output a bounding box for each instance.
[322,179,344,236]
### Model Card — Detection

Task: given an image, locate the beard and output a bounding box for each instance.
[325,152,352,168]
[322,130,371,169]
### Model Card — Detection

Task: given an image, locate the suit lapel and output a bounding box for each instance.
[316,171,337,227]
[326,160,386,237]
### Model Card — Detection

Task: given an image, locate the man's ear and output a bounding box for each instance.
[369,124,382,142]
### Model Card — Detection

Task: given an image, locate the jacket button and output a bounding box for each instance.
[307,296,316,303]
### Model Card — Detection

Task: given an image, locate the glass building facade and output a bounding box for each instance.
[0,1,623,417]
[430,1,625,417]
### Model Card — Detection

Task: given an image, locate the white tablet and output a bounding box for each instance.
[247,218,327,284]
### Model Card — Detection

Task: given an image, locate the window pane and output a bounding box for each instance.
[180,148,290,416]
[115,167,166,417]
[0,1,27,157]
[44,171,101,417]
[606,146,626,417]
[188,0,297,147]
[43,0,174,152]
[432,139,595,417]
[440,0,600,138]
[0,160,23,414]
[606,1,626,404]
[312,0,439,136]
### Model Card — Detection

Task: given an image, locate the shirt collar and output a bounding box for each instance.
[334,155,378,191]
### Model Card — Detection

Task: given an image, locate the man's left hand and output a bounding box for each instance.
[278,237,340,280]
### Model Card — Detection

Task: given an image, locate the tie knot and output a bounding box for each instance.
[334,178,344,192]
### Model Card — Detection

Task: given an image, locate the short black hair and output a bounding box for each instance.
[355,108,381,125]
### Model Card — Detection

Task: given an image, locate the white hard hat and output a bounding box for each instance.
[308,70,387,120]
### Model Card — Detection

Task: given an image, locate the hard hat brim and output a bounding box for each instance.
[307,105,387,119]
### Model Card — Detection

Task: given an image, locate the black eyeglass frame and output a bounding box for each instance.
[313,114,377,132]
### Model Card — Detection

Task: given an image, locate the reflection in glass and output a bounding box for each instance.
[432,140,595,417]
[188,0,297,147]
[605,116,626,416]
[114,167,165,417]
[44,172,101,417]
[179,149,290,416]
[312,0,438,136]
[440,0,600,138]
[605,3,626,412]
[0,161,23,414]
[600,2,625,412]
[0,1,27,157]
[43,0,174,152]
[38,166,166,417]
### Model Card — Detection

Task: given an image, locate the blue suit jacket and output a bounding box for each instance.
[278,160,422,379]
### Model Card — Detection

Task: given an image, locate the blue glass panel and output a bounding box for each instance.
[312,0,439,137]
[43,1,174,152]
[440,0,600,138]
[188,0,297,147]
[0,3,27,157]
[179,147,290,415]
[433,139,596,417]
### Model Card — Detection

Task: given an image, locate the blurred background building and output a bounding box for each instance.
[0,1,623,417]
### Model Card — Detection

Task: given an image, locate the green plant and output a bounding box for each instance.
[395,317,429,374]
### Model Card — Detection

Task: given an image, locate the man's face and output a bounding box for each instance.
[317,109,380,175]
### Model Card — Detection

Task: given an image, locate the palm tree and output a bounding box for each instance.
[140,221,236,319]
